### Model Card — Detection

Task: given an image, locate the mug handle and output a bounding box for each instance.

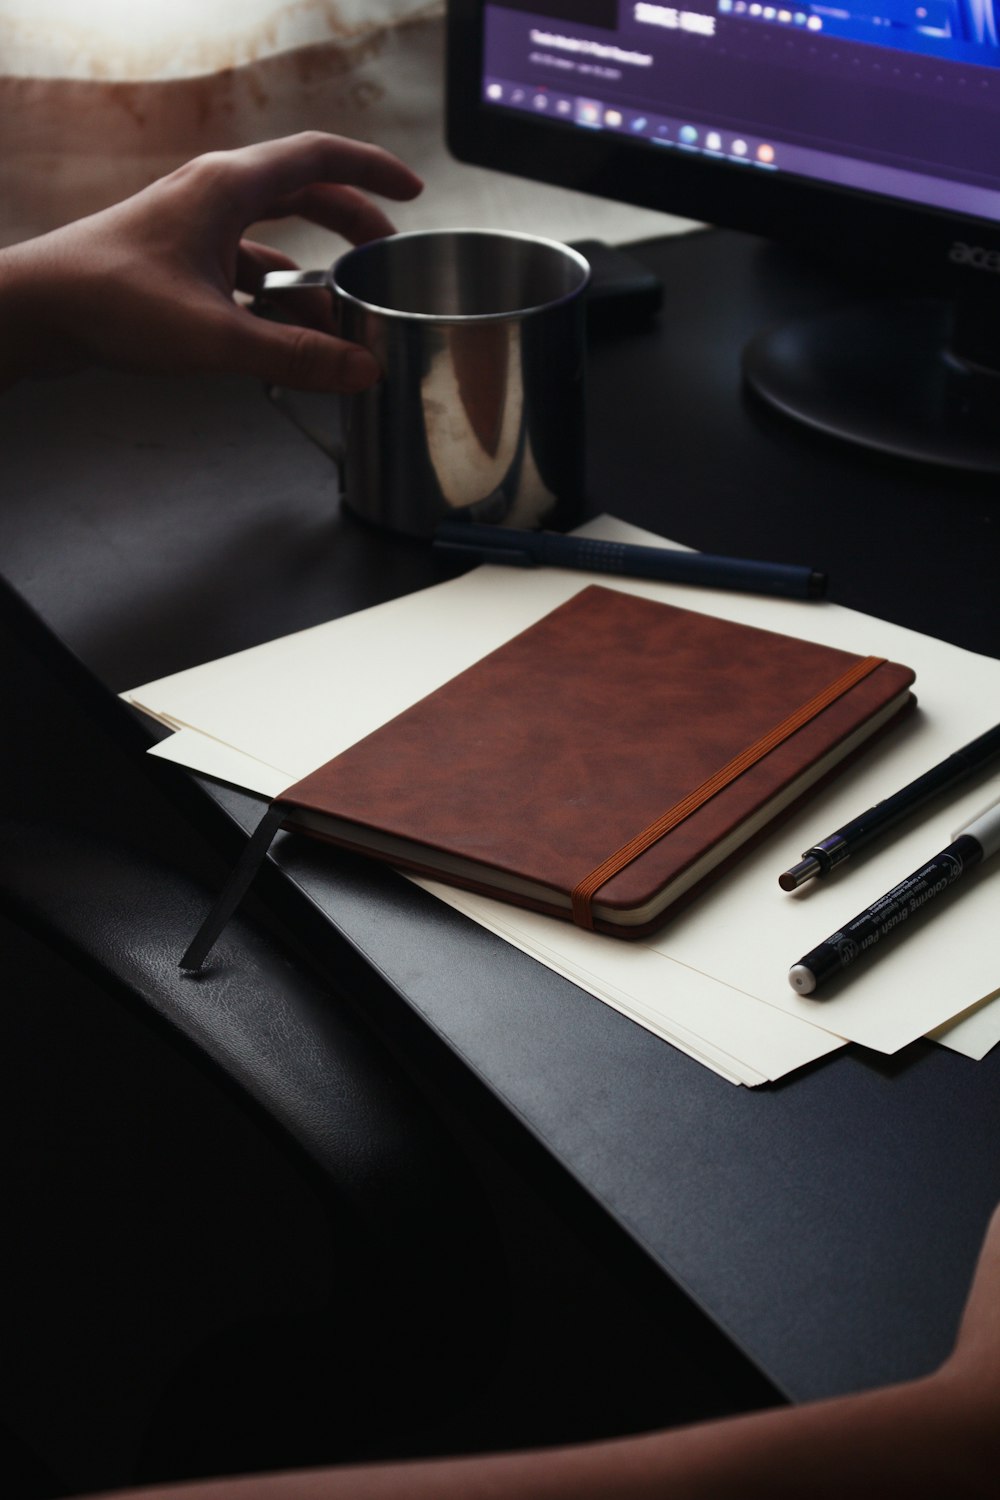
[253,270,346,465]
[258,268,331,295]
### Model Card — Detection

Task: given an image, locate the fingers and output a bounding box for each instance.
[204,131,423,222]
[237,241,339,333]
[264,182,401,246]
[214,306,381,393]
[235,240,299,293]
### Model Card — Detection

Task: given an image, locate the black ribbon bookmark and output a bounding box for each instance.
[180,803,285,971]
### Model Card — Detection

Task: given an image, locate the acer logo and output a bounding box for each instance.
[949,241,1000,273]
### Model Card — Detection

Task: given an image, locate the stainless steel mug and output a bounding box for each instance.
[261,229,591,538]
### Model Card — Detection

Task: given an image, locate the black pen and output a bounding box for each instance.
[788,796,1000,995]
[779,721,1000,890]
[433,522,826,601]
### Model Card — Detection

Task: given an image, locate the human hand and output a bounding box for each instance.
[934,1202,1000,1460]
[0,132,423,391]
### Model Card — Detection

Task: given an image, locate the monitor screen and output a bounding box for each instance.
[447,0,1000,467]
[475,0,1000,226]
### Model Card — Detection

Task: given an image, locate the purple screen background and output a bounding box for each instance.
[484,3,1000,205]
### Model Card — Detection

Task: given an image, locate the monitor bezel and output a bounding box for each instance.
[445,0,1000,294]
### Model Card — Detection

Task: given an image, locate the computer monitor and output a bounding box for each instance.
[445,0,1000,469]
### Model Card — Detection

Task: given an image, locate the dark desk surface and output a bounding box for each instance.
[3,226,999,1407]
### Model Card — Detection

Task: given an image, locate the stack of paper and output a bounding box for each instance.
[123,517,1000,1086]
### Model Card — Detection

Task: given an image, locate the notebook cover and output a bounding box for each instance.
[275,585,915,934]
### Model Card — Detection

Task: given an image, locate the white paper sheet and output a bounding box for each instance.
[418,879,846,1084]
[927,987,1000,1060]
[125,516,1000,1080]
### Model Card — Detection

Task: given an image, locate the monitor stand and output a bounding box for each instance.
[742,280,1000,473]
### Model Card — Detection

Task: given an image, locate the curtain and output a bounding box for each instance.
[0,2,446,246]
[0,0,682,260]
[0,2,430,79]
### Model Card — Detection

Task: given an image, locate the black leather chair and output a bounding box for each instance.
[0,575,509,1495]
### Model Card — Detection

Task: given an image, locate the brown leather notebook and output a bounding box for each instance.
[264,585,915,940]
[180,584,915,967]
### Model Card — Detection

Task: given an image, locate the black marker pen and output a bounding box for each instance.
[788,796,1000,995]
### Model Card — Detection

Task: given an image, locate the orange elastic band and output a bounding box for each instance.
[570,655,885,929]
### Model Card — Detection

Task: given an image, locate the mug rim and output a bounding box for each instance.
[329,227,591,323]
